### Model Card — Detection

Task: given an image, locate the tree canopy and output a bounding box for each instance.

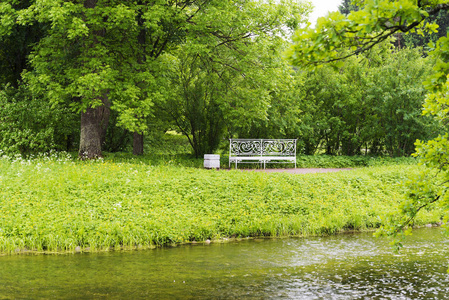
[0,0,443,164]
[0,0,312,158]
[297,44,439,156]
[288,0,446,66]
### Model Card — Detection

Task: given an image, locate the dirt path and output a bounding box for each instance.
[239,168,352,174]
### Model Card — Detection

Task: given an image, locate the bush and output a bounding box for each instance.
[0,84,79,156]
[295,155,417,168]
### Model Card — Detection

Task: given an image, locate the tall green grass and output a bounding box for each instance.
[0,153,442,254]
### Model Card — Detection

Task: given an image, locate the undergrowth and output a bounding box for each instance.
[0,153,441,254]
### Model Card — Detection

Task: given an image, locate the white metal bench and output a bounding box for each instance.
[229,139,297,169]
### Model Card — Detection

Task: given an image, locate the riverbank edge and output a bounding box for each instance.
[3,222,443,256]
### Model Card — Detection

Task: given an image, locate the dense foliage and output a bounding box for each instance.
[337,0,449,50]
[298,45,441,156]
[0,0,311,158]
[0,84,79,155]
[288,0,449,243]
[0,0,442,158]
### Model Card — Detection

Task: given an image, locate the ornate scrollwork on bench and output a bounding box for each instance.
[230,139,261,156]
[229,139,297,169]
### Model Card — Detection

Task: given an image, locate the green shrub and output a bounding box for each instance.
[0,85,79,156]
[295,155,417,168]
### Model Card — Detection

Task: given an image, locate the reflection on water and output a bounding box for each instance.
[1,228,448,299]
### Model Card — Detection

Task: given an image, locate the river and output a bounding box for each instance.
[1,227,448,299]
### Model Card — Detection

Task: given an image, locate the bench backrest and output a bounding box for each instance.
[229,139,297,157]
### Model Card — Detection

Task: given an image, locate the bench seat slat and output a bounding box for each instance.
[229,156,296,160]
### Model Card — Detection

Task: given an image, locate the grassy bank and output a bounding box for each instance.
[0,154,442,254]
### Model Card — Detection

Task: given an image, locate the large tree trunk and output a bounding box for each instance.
[133,132,144,155]
[79,97,111,159]
[78,0,109,159]
[132,10,147,157]
[79,108,103,159]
